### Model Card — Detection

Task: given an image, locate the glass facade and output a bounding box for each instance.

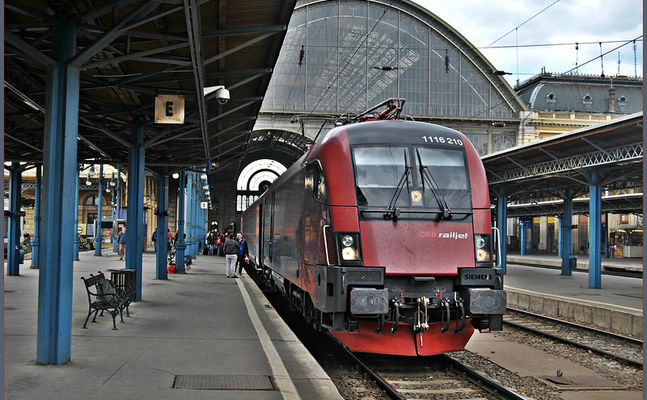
[261,0,519,121]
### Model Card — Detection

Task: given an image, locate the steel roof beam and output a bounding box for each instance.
[5,0,56,22]
[207,100,257,124]
[204,31,280,65]
[104,68,272,87]
[184,0,210,163]
[69,1,170,68]
[489,142,643,184]
[203,24,286,38]
[83,42,190,69]
[5,30,57,66]
[74,0,142,24]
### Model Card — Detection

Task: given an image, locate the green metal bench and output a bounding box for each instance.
[81,271,132,330]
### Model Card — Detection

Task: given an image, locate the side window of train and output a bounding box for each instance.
[305,164,316,195]
[316,167,328,204]
[305,162,328,204]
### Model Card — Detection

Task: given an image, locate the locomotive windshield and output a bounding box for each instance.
[353,145,471,217]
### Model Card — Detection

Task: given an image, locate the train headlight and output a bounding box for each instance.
[341,235,354,247]
[341,246,357,260]
[475,234,492,265]
[336,232,362,263]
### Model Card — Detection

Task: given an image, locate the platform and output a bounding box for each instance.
[507,251,644,273]
[504,254,643,338]
[4,250,343,400]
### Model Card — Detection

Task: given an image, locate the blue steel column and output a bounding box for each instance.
[520,221,526,256]
[126,123,145,300]
[185,173,194,259]
[529,221,534,254]
[113,166,121,253]
[560,189,573,275]
[175,171,187,273]
[7,162,23,276]
[74,170,80,261]
[31,165,42,269]
[193,174,199,257]
[37,18,79,365]
[557,217,562,258]
[94,164,104,256]
[156,168,169,279]
[193,174,200,256]
[191,173,198,258]
[588,170,602,289]
[496,194,508,274]
[199,191,205,254]
[602,217,609,258]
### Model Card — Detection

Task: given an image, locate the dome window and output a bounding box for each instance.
[617,95,628,107]
[546,92,557,104]
[582,94,593,105]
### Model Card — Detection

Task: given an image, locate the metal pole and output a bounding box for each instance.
[31,165,42,269]
[94,164,103,256]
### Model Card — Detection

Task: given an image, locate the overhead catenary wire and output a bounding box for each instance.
[559,35,642,76]
[487,0,563,47]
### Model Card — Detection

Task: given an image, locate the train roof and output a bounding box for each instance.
[318,120,465,146]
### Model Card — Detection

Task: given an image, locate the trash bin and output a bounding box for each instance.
[109,268,136,301]
[569,255,577,271]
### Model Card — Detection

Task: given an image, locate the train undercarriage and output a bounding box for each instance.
[262,264,506,355]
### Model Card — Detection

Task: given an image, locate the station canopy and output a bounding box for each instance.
[5,0,297,181]
[484,112,643,217]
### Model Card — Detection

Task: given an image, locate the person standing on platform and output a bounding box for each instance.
[223,234,240,278]
[207,231,216,255]
[117,226,127,260]
[236,232,249,278]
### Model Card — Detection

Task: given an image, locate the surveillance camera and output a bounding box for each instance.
[215,88,230,105]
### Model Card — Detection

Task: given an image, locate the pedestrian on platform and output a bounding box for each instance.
[207,231,216,255]
[223,234,240,278]
[236,232,249,278]
[117,226,127,260]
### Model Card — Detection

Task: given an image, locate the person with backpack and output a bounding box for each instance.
[223,234,240,278]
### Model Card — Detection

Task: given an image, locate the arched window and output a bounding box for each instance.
[84,196,100,206]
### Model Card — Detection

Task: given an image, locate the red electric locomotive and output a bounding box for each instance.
[239,100,505,356]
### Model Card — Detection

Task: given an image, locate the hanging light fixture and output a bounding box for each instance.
[85,173,91,186]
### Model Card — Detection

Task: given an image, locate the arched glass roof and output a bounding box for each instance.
[260,0,524,120]
[237,159,287,191]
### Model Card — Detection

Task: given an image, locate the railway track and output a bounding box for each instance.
[504,307,643,368]
[251,269,532,400]
[347,349,529,400]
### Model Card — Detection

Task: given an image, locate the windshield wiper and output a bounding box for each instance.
[416,149,452,221]
[383,150,411,220]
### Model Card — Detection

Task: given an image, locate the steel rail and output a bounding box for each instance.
[441,355,531,400]
[337,337,529,400]
[337,344,406,400]
[506,307,643,369]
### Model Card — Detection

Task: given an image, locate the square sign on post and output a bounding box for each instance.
[155,95,185,124]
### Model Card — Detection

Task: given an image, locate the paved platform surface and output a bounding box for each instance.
[467,331,643,400]
[504,254,643,338]
[4,250,343,400]
[507,251,643,273]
